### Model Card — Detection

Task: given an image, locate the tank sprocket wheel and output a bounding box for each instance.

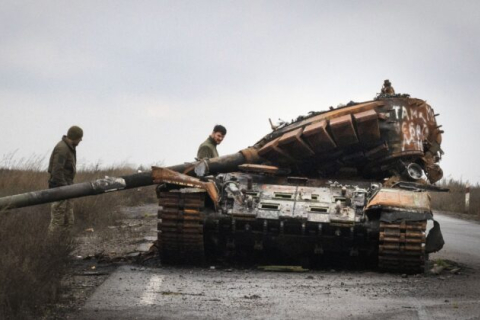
[378,220,426,273]
[158,189,206,265]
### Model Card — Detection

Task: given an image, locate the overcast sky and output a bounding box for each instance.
[1,1,480,183]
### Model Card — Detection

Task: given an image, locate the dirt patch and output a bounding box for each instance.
[44,204,159,319]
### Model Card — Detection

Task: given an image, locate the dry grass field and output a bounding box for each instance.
[0,159,156,319]
[430,178,480,215]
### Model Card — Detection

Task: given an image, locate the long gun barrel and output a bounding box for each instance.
[0,172,153,210]
[0,149,260,210]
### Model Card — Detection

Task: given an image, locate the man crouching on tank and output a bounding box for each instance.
[47,126,83,234]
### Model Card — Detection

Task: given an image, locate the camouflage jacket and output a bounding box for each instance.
[381,86,395,95]
[197,136,219,159]
[48,136,77,187]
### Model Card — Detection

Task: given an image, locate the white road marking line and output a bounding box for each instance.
[416,304,431,320]
[140,274,165,305]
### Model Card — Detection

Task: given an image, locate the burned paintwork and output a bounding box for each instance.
[155,93,446,273]
[366,188,431,213]
[254,97,443,183]
[0,84,446,273]
[157,164,443,272]
[151,167,219,205]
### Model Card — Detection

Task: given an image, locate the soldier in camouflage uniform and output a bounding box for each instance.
[381,79,395,95]
[47,126,83,234]
[197,125,227,160]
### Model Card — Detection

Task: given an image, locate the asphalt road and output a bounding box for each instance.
[72,212,480,320]
[433,214,480,268]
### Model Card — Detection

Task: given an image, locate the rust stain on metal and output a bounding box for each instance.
[280,100,386,132]
[255,97,443,183]
[151,167,219,204]
[329,114,359,147]
[277,127,314,159]
[238,164,284,174]
[258,137,295,163]
[353,109,380,144]
[366,188,431,212]
[239,147,261,164]
[302,120,336,152]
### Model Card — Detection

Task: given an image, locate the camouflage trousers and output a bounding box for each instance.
[48,200,74,234]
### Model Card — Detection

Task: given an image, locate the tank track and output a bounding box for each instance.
[157,190,206,264]
[378,220,426,273]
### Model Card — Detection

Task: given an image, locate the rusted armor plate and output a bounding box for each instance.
[353,109,380,144]
[366,188,431,213]
[302,120,336,152]
[277,127,314,159]
[258,137,295,163]
[329,114,359,147]
[254,97,442,183]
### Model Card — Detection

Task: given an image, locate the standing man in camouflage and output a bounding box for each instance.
[197,125,227,160]
[47,126,83,234]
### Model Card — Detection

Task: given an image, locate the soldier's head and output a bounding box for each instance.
[67,125,83,147]
[211,124,227,145]
[384,79,391,87]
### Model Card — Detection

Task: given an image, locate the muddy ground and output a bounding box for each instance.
[47,205,480,320]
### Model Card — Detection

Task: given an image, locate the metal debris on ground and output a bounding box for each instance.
[258,266,309,272]
[74,271,109,276]
[143,236,157,242]
[135,243,153,252]
[430,264,445,275]
[126,252,141,258]
[429,259,463,275]
[161,291,205,296]
[450,268,461,274]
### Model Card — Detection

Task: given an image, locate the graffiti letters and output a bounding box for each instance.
[396,104,433,152]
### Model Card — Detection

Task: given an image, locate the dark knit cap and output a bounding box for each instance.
[67,126,83,140]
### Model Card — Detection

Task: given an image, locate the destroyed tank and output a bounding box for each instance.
[0,91,446,273]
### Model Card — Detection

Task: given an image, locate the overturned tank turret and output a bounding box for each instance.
[0,91,446,273]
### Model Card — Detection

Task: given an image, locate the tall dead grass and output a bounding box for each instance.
[0,210,73,319]
[430,178,480,215]
[0,157,156,319]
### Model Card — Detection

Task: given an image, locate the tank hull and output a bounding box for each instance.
[157,171,441,273]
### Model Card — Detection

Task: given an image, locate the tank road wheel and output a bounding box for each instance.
[157,189,206,265]
[378,220,427,273]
